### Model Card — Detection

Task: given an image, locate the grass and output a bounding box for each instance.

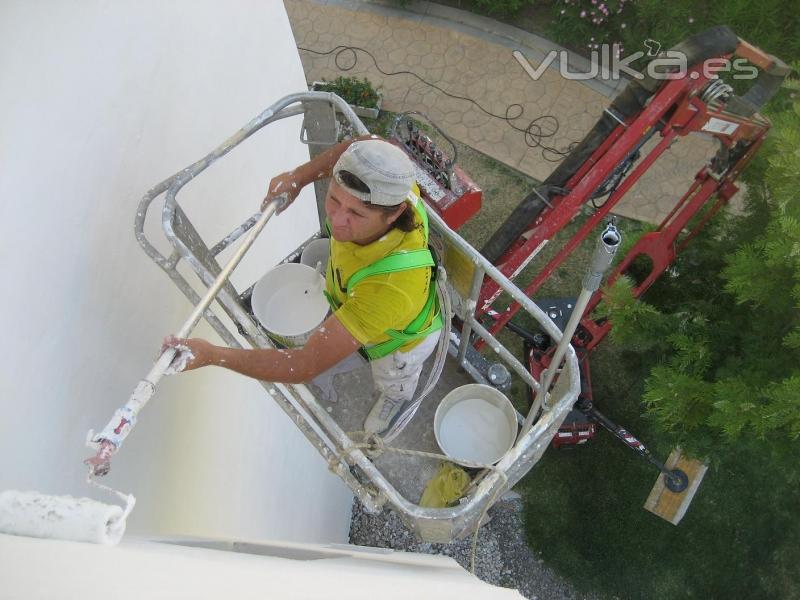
[363,109,799,598]
[521,380,800,599]
[496,220,799,597]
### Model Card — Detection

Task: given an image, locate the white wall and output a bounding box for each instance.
[0,0,353,543]
[0,535,525,599]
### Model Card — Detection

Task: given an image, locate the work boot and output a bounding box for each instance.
[364,394,405,434]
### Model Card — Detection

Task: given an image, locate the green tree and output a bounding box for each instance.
[601,99,800,462]
[586,100,800,597]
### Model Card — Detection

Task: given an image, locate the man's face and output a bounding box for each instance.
[325,179,404,245]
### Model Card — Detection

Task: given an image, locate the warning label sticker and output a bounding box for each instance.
[702,118,739,136]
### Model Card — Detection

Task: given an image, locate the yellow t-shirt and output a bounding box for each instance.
[326,207,434,353]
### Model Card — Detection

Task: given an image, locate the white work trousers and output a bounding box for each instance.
[370,330,441,405]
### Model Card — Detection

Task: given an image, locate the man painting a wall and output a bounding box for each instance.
[165,137,443,435]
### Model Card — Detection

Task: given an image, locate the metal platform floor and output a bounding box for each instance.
[308,350,475,504]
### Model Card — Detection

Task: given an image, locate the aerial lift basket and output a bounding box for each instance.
[129,92,581,543]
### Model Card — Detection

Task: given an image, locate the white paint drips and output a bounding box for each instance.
[164,344,195,375]
[218,221,251,248]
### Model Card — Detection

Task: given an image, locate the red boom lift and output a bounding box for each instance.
[389,26,790,489]
[480,26,789,486]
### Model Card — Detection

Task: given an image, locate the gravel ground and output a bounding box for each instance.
[349,492,601,600]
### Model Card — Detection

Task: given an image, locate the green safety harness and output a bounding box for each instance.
[324,198,443,361]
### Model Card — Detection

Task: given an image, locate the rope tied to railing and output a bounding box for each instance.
[342,430,509,574]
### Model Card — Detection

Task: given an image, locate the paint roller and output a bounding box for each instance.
[0,489,134,545]
[0,195,287,545]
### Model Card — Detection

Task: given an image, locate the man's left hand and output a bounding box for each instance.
[162,335,217,373]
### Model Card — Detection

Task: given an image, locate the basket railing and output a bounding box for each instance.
[134,91,580,542]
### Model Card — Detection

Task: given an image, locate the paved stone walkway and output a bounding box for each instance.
[285,0,717,224]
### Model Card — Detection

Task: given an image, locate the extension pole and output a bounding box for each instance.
[519,221,621,438]
[85,194,288,476]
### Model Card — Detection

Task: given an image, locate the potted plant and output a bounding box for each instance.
[309,76,382,119]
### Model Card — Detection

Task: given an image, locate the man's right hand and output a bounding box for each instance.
[262,135,373,213]
[262,170,303,213]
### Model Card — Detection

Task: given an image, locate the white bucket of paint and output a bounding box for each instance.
[251,263,328,347]
[434,384,518,466]
[300,238,330,270]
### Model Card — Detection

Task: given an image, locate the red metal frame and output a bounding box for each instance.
[384,38,778,456]
[476,54,772,360]
[481,36,782,449]
[485,38,777,446]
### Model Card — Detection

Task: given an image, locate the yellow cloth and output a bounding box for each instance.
[326,200,434,353]
[420,462,471,508]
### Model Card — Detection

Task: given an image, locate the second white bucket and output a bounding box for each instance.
[300,238,330,270]
[251,263,329,347]
[434,384,518,466]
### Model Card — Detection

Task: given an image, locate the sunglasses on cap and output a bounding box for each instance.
[334,169,371,196]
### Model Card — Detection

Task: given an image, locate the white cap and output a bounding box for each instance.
[332,140,415,206]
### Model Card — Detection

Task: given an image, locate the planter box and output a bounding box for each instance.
[309,81,382,119]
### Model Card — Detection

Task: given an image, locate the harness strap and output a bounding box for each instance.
[346,249,434,292]
[362,282,443,360]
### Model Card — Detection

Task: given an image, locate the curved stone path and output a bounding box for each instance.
[285,0,718,224]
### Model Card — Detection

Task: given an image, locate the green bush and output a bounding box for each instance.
[601,100,800,457]
[546,0,800,63]
[314,76,381,109]
[520,100,800,599]
[470,0,533,16]
[547,0,632,52]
